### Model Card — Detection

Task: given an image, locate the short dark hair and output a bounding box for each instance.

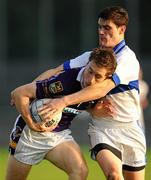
[98,6,128,27]
[89,47,117,77]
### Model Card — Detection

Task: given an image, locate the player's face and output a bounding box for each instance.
[82,61,108,88]
[98,18,125,48]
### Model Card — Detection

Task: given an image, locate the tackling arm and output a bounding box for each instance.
[41,78,116,116]
[63,79,115,106]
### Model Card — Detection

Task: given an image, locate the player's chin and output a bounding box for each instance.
[100,42,108,48]
[99,39,110,47]
[99,38,105,45]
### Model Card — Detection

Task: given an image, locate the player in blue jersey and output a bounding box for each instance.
[5,48,117,180]
[33,6,146,180]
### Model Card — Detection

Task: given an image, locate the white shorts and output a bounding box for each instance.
[14,126,75,165]
[88,119,146,169]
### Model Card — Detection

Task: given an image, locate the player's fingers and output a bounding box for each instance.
[38,105,52,112]
[42,100,56,109]
[102,99,112,106]
[108,105,116,113]
[38,108,56,116]
[36,123,48,132]
[42,115,53,122]
[42,109,61,122]
[39,122,57,132]
[31,124,45,132]
[106,107,117,117]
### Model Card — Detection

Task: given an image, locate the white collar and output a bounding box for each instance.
[76,67,85,88]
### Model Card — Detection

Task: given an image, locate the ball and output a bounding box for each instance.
[30,98,62,127]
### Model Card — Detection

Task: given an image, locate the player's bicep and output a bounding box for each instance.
[23,83,37,98]
[11,82,37,101]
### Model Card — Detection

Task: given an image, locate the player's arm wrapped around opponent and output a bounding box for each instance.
[39,78,116,120]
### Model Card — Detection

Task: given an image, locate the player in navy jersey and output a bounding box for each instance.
[5,48,117,180]
[29,6,146,180]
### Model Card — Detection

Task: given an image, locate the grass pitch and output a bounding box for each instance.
[1,146,151,180]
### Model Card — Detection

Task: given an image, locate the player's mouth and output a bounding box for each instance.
[100,36,106,42]
[99,36,107,44]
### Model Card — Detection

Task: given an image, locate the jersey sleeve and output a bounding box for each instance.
[113,53,140,87]
[63,51,91,70]
[35,75,66,99]
[36,79,52,99]
[36,69,81,99]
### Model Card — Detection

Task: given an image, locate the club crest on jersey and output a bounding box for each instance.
[49,81,63,94]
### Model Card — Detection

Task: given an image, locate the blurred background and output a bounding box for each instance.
[0,0,151,149]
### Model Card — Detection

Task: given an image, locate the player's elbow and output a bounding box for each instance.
[11,85,26,101]
[11,87,20,102]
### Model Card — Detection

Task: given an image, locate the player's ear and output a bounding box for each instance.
[119,25,126,34]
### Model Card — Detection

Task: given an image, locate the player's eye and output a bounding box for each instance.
[104,25,111,31]
[88,68,93,74]
[95,74,102,80]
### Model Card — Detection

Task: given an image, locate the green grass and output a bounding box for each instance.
[1,147,151,180]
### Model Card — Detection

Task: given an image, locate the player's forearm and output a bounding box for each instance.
[62,85,106,106]
[17,98,33,125]
[62,79,115,106]
[11,93,33,126]
[11,85,36,126]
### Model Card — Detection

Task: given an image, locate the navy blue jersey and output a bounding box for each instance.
[36,68,81,98]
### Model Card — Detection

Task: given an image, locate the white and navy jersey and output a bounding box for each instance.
[63,40,141,123]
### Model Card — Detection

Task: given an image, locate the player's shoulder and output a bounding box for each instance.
[75,51,92,59]
[82,51,92,55]
[62,67,82,80]
[65,50,92,69]
[117,45,138,63]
